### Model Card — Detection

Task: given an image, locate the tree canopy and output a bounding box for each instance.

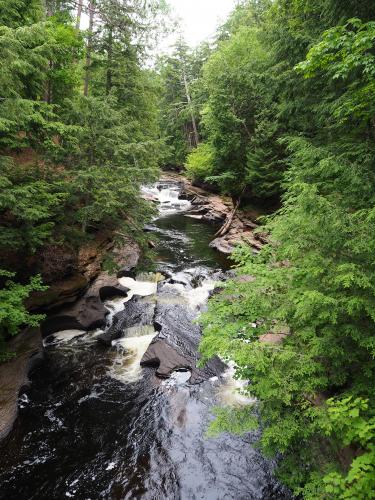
[0,0,164,353]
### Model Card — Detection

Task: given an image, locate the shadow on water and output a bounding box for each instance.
[0,181,291,500]
[152,213,230,273]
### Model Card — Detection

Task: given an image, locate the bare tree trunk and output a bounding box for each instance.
[45,0,53,17]
[183,69,199,148]
[214,188,245,238]
[75,0,84,30]
[106,28,113,95]
[84,0,95,97]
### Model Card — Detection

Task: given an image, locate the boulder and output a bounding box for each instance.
[41,272,129,338]
[141,302,226,384]
[209,238,234,255]
[41,295,107,337]
[86,272,129,301]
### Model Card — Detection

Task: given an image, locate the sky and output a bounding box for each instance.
[164,0,236,48]
[81,1,236,55]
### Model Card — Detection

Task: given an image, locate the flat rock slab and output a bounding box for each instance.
[0,328,42,441]
[142,303,225,384]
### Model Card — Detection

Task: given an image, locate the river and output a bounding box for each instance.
[0,181,289,499]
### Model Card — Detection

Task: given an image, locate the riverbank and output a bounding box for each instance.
[0,235,141,441]
[0,179,289,499]
[0,173,264,442]
[159,172,267,255]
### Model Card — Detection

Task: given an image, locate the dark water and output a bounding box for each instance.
[151,213,229,272]
[0,183,289,500]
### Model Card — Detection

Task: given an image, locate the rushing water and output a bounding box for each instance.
[0,181,289,500]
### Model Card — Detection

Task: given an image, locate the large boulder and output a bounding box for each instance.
[41,272,130,338]
[141,302,226,384]
[41,295,108,337]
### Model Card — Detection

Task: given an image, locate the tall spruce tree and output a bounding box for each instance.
[197,1,375,498]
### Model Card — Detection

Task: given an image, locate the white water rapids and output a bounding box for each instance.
[1,181,290,500]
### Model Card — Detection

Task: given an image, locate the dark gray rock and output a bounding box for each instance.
[41,272,129,338]
[41,295,108,337]
[141,302,226,384]
[97,296,156,346]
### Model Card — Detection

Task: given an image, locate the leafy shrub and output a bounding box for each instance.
[185,142,215,182]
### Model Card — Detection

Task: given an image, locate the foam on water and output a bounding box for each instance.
[218,361,256,407]
[161,278,216,311]
[118,277,157,297]
[109,332,156,383]
[184,280,216,310]
[43,329,87,346]
[141,183,191,215]
[104,296,130,325]
[162,370,192,388]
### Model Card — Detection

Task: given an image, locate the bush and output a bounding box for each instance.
[185,142,215,182]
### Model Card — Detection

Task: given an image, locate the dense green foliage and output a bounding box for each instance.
[2,0,375,496]
[0,270,46,360]
[158,39,211,167]
[0,0,164,355]
[197,1,375,498]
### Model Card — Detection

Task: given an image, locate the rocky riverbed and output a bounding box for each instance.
[145,172,267,255]
[0,173,265,445]
[0,178,290,500]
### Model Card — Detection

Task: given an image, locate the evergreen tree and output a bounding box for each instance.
[198,1,375,498]
[0,0,165,355]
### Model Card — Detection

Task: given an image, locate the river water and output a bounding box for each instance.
[0,181,289,500]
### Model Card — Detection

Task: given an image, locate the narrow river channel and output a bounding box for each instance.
[0,181,290,500]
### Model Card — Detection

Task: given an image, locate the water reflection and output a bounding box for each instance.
[0,181,290,500]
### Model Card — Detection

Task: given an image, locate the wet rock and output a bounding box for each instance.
[208,286,225,298]
[0,327,43,441]
[41,273,129,338]
[88,272,129,301]
[165,271,193,288]
[97,296,156,346]
[141,339,190,378]
[42,295,108,337]
[142,302,226,384]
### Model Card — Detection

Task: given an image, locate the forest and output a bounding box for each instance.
[1,0,375,498]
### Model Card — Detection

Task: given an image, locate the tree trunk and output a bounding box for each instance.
[84,0,95,97]
[182,69,199,148]
[213,188,245,238]
[75,0,84,30]
[45,0,53,17]
[106,28,113,95]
